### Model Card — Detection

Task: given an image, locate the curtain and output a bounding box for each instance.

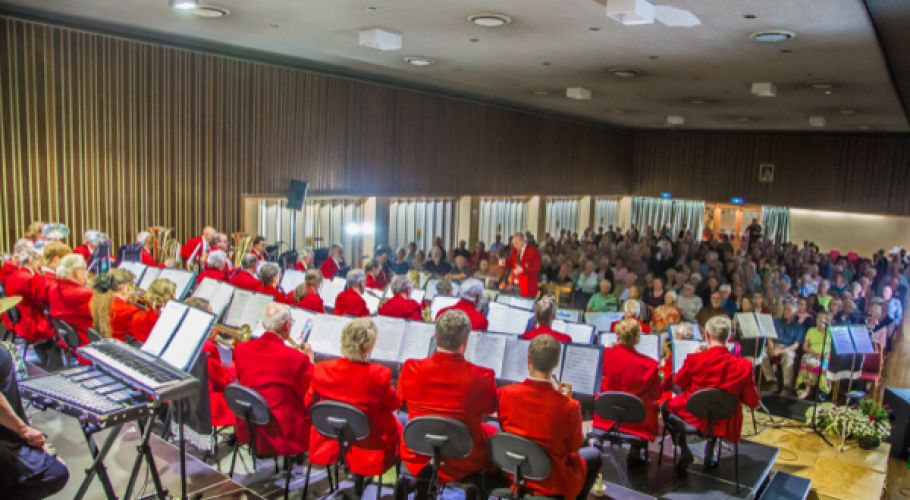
[593,198,618,229]
[478,198,527,246]
[762,206,791,243]
[258,198,365,263]
[544,198,579,237]
[389,199,457,252]
[631,197,704,240]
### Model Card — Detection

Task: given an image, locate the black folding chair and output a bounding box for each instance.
[396,416,476,499]
[224,384,296,500]
[307,401,381,498]
[659,388,740,492]
[50,318,81,367]
[487,432,554,499]
[589,392,650,463]
[86,328,103,343]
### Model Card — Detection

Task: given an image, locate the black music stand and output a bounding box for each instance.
[736,313,778,434]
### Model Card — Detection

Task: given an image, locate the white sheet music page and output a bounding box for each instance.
[241,293,274,328]
[673,340,703,373]
[470,334,507,377]
[307,314,349,357]
[371,316,406,362]
[158,269,194,299]
[192,278,234,316]
[118,261,147,284]
[138,267,162,291]
[552,320,595,344]
[319,278,346,308]
[161,306,215,370]
[224,289,252,327]
[735,313,762,339]
[142,301,188,357]
[600,332,617,347]
[637,334,661,362]
[755,313,779,340]
[400,321,435,361]
[431,296,460,319]
[411,289,426,303]
[584,312,623,332]
[362,292,381,315]
[501,338,530,383]
[280,269,307,294]
[487,302,533,335]
[559,344,601,394]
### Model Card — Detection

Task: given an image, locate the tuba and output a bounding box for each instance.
[149,226,179,265]
[232,232,253,268]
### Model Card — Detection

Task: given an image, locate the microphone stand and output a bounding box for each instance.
[807,321,833,446]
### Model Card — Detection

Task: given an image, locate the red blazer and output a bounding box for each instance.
[110,296,142,342]
[320,258,341,280]
[234,332,314,456]
[249,249,267,262]
[203,340,235,427]
[504,245,541,298]
[520,325,572,344]
[334,288,370,317]
[229,270,261,292]
[288,289,325,314]
[498,379,586,499]
[129,308,159,344]
[73,244,93,264]
[0,259,18,286]
[258,284,287,304]
[595,344,660,440]
[294,261,308,272]
[140,248,161,268]
[5,267,53,344]
[180,235,205,262]
[48,279,94,345]
[437,300,489,331]
[305,358,401,476]
[667,346,759,442]
[365,274,385,290]
[398,351,498,483]
[197,267,229,285]
[378,294,422,321]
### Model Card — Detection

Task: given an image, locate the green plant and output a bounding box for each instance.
[804,400,890,442]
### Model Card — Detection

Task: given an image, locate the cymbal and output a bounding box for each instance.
[0,296,22,314]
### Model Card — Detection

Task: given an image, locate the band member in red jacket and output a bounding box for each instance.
[378,275,422,321]
[334,269,370,317]
[320,244,345,280]
[229,254,262,292]
[184,297,236,428]
[48,255,94,348]
[498,335,602,499]
[257,263,287,304]
[5,246,54,347]
[500,232,541,298]
[135,231,163,268]
[248,236,267,261]
[306,318,401,481]
[196,250,230,285]
[436,278,488,331]
[288,271,326,314]
[108,269,142,342]
[234,303,315,457]
[663,316,759,475]
[294,248,314,272]
[520,296,572,343]
[130,279,176,344]
[398,310,498,491]
[73,230,101,269]
[610,299,652,334]
[594,319,660,467]
[180,226,217,268]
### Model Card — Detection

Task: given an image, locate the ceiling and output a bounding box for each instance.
[2,0,908,132]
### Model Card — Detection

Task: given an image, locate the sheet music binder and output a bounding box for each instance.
[279,269,307,294]
[551,320,596,344]
[495,294,535,311]
[223,289,274,328]
[305,314,351,358]
[598,332,661,362]
[584,311,624,332]
[430,296,460,319]
[251,306,315,346]
[486,302,534,335]
[157,269,197,300]
[117,261,147,285]
[555,309,584,323]
[319,277,346,311]
[828,324,871,375]
[735,312,777,361]
[191,278,236,317]
[141,300,216,371]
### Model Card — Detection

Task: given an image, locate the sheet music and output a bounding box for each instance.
[735,313,762,339]
[551,320,595,344]
[501,338,530,382]
[370,316,406,362]
[755,313,779,339]
[319,278,346,309]
[138,267,162,291]
[497,295,534,311]
[417,273,431,289]
[399,321,435,361]
[465,331,481,361]
[142,301,188,356]
[431,296,460,319]
[279,269,307,294]
[118,261,147,284]
[830,326,855,355]
[559,344,601,394]
[470,334,507,377]
[555,309,583,323]
[637,334,661,362]
[584,312,624,332]
[192,278,235,316]
[158,269,194,299]
[225,290,273,328]
[161,306,215,370]
[849,325,874,354]
[306,314,350,357]
[668,322,702,341]
[673,340,703,373]
[487,302,533,335]
[411,289,426,303]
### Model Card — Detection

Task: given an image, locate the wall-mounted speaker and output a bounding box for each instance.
[287,180,309,211]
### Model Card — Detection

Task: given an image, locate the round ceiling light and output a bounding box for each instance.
[750,30,796,43]
[609,68,639,78]
[808,82,834,90]
[193,5,230,18]
[858,125,871,130]
[735,116,753,123]
[404,56,436,67]
[530,89,550,96]
[686,97,710,105]
[839,109,857,115]
[468,13,512,28]
[608,109,626,115]
[169,0,198,9]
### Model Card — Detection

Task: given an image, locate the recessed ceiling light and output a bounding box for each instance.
[542,61,551,66]
[366,5,378,11]
[467,13,512,28]
[169,0,198,10]
[608,109,626,115]
[808,82,834,90]
[858,125,871,130]
[750,30,796,43]
[530,89,550,96]
[667,115,685,126]
[743,14,757,19]
[839,109,857,115]
[192,5,229,17]
[404,57,435,67]
[469,38,479,42]
[566,87,592,100]
[609,68,639,78]
[735,116,752,123]
[686,97,710,105]
[809,116,826,127]
[589,26,601,31]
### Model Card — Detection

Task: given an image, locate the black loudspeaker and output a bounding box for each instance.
[885,387,910,459]
[286,180,309,211]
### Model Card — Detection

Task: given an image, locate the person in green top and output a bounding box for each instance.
[816,280,832,311]
[796,312,831,399]
[587,279,619,312]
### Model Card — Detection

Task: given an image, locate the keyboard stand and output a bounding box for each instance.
[75,423,122,500]
[123,415,168,500]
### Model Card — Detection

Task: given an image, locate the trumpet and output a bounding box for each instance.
[210,324,253,349]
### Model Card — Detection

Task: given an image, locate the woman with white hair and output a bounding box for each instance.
[333,268,370,317]
[378,275,422,320]
[48,254,93,349]
[257,263,287,304]
[306,318,402,485]
[610,298,652,333]
[73,230,101,268]
[435,278,488,330]
[195,249,230,285]
[136,230,160,267]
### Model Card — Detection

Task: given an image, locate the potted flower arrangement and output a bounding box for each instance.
[805,399,890,449]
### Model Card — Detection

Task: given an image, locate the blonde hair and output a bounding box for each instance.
[293,270,323,301]
[43,241,72,263]
[57,254,86,280]
[90,269,136,338]
[615,318,641,347]
[341,318,377,362]
[146,278,176,307]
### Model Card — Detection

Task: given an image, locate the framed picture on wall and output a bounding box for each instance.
[758,163,775,183]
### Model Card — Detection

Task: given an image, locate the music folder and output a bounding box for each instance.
[735,312,776,360]
[319,277,346,311]
[370,317,436,363]
[551,320,596,344]
[584,311,624,332]
[486,302,534,335]
[142,300,216,371]
[280,269,307,294]
[223,289,274,328]
[430,296,460,319]
[495,294,535,311]
[192,278,236,317]
[157,269,196,300]
[555,309,584,323]
[362,291,382,315]
[849,325,875,354]
[305,314,351,357]
[117,261,147,285]
[138,267,162,291]
[828,325,866,376]
[599,332,660,362]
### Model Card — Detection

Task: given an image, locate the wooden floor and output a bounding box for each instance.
[884,321,910,499]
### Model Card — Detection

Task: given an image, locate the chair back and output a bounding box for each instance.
[686,388,737,429]
[311,401,370,443]
[403,416,473,460]
[488,432,552,482]
[594,392,646,428]
[224,384,272,426]
[862,343,883,376]
[50,318,81,350]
